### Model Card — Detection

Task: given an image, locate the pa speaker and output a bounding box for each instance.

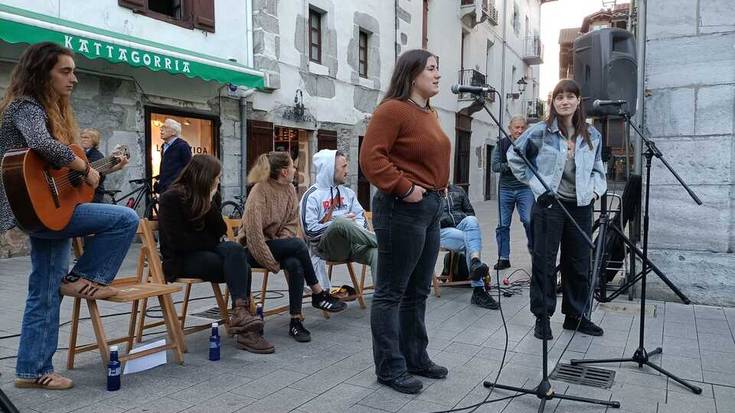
[573,28,637,117]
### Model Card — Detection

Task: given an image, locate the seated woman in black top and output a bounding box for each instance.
[158,154,274,354]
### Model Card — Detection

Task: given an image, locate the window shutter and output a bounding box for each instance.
[118,0,147,10]
[317,130,338,151]
[191,0,215,32]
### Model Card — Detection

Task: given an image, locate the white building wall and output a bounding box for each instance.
[1,0,253,65]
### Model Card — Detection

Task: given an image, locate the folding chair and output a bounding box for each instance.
[133,219,232,349]
[432,249,469,297]
[65,224,185,370]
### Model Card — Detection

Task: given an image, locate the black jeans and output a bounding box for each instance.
[530,199,593,319]
[246,237,319,316]
[179,241,251,301]
[370,190,443,381]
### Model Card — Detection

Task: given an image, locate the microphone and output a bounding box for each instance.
[450,84,494,95]
[592,99,628,110]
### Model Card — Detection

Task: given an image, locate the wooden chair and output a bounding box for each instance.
[133,219,232,348]
[323,210,374,309]
[432,248,470,297]
[66,225,185,370]
[225,218,291,317]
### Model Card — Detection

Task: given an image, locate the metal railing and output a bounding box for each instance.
[523,35,544,65]
[526,99,545,120]
[457,69,494,102]
[483,0,499,25]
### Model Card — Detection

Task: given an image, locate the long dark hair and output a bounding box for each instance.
[380,49,436,106]
[247,151,291,183]
[0,42,78,144]
[546,79,591,149]
[170,154,222,226]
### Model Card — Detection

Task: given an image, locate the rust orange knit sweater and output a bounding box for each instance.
[359,99,451,196]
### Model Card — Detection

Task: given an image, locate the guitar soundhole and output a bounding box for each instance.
[69,170,84,187]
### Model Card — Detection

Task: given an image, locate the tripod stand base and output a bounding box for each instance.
[483,379,620,412]
[571,347,703,395]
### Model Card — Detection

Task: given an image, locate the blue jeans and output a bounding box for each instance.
[495,187,534,260]
[440,216,484,288]
[16,203,139,379]
[371,190,442,381]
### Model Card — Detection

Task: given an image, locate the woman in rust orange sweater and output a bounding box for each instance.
[360,49,451,394]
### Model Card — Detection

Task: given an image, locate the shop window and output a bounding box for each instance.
[148,111,216,179]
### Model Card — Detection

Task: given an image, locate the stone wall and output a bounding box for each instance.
[643,0,735,305]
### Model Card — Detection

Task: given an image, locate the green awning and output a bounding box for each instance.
[0,4,265,89]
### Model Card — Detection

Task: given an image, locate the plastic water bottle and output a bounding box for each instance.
[107,345,121,391]
[255,303,264,320]
[209,322,220,361]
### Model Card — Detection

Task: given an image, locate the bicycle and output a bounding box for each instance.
[220,194,245,219]
[104,175,159,219]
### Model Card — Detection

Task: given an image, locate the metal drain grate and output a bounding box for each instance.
[550,363,616,389]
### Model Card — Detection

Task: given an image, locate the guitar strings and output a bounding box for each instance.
[51,157,120,192]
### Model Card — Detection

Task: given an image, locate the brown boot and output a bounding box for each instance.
[236,331,275,354]
[228,299,264,335]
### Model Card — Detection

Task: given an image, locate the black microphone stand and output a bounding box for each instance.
[571,105,703,394]
[474,91,620,412]
[0,388,19,413]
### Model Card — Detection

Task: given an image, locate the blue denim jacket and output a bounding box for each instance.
[506,119,607,206]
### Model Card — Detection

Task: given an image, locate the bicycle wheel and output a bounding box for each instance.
[220,201,243,219]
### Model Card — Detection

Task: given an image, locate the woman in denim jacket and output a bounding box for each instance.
[507,79,607,340]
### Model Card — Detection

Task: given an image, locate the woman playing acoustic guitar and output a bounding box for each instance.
[0,42,138,390]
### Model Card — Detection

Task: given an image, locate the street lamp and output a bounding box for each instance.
[506,77,528,100]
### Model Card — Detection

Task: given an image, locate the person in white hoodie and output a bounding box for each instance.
[300,150,377,291]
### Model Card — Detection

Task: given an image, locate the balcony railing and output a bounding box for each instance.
[523,35,544,65]
[483,0,499,25]
[526,99,545,121]
[457,69,494,102]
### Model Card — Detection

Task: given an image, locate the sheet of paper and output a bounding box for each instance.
[122,339,167,375]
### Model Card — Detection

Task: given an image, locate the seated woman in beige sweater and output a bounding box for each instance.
[238,151,346,343]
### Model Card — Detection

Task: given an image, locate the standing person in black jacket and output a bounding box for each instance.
[155,118,192,194]
[158,154,274,354]
[80,128,107,203]
[439,184,498,309]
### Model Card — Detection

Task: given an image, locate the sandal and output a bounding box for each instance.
[15,372,73,390]
[330,285,357,302]
[60,277,118,300]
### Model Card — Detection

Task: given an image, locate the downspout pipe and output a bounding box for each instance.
[239,88,256,196]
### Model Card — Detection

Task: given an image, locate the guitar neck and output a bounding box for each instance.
[90,157,119,176]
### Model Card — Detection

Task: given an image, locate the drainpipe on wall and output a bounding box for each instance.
[239,89,256,197]
[500,0,508,120]
[394,0,399,62]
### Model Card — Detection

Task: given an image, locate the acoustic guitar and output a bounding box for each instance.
[2,144,129,233]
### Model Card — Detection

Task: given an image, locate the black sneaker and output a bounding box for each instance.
[289,318,311,342]
[408,362,448,379]
[469,258,489,281]
[471,287,499,310]
[534,316,553,340]
[563,315,604,336]
[312,291,347,313]
[493,259,511,270]
[377,372,423,394]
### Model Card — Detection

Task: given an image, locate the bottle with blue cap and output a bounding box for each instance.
[209,322,220,361]
[107,345,121,391]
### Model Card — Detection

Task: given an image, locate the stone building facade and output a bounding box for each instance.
[641,0,735,305]
[0,0,264,256]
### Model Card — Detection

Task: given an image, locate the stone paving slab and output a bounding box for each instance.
[1,201,734,412]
